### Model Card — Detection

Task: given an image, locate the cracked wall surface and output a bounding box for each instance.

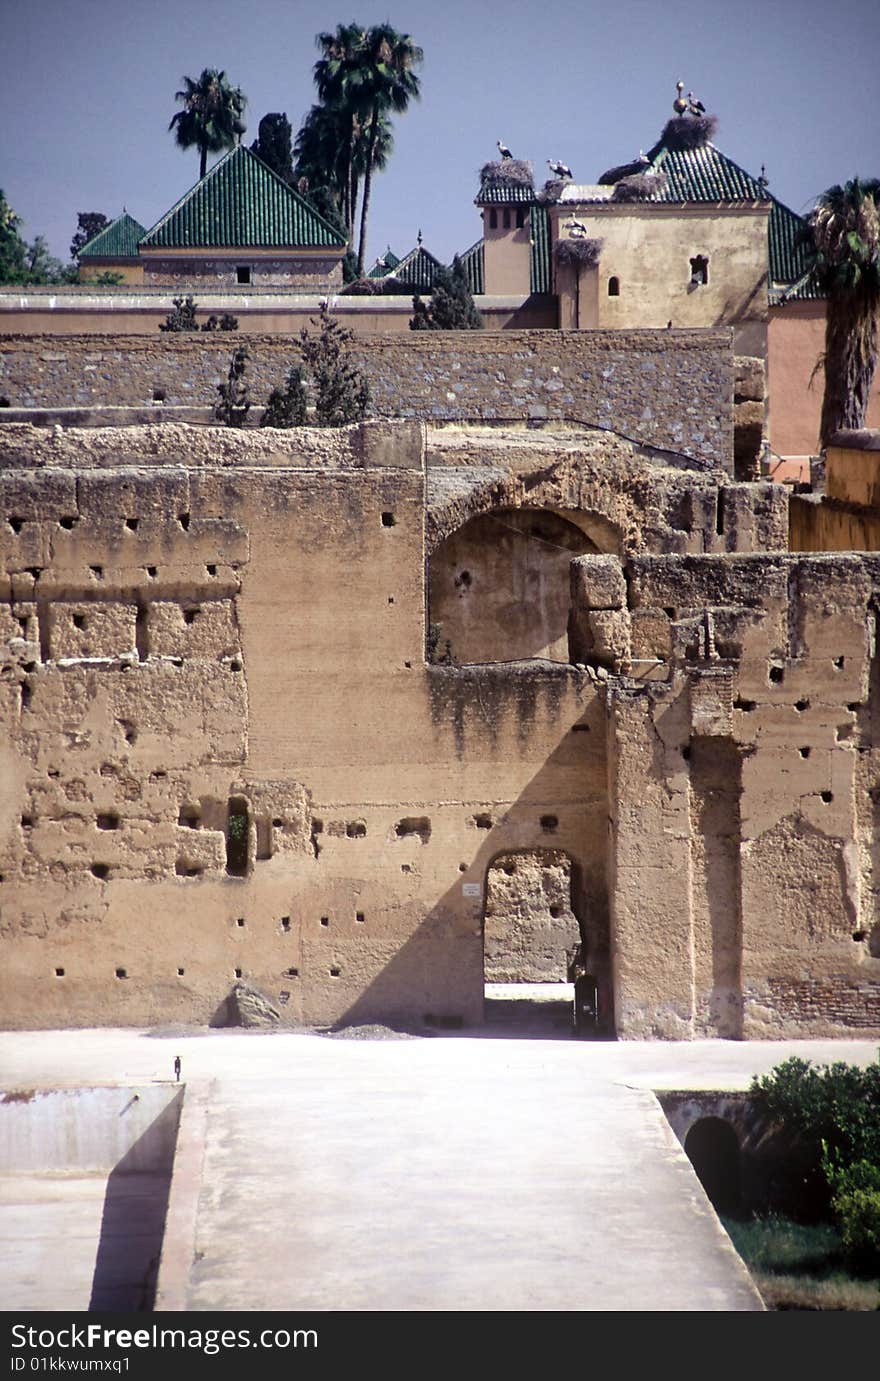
[1,418,878,1036]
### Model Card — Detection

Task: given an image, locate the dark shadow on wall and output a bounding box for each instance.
[88,1091,183,1311]
[333,663,613,1038]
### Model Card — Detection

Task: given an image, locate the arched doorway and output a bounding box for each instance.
[428,507,597,665]
[684,1117,743,1217]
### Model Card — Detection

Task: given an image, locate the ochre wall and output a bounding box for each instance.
[768,301,880,458]
[551,203,769,337]
[2,419,878,1038]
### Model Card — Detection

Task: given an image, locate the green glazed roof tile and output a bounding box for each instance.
[79,212,146,260]
[458,239,484,295]
[529,203,551,294]
[141,146,346,250]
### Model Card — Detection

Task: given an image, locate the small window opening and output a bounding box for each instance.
[356,911,365,923]
[280,916,291,932]
[346,821,367,838]
[72,613,86,631]
[89,565,103,580]
[55,967,65,977]
[206,563,218,576]
[381,512,396,527]
[799,747,811,759]
[540,814,559,832]
[607,276,620,297]
[472,813,492,830]
[833,656,845,669]
[97,813,119,830]
[489,209,498,230]
[502,209,511,230]
[59,516,77,530]
[516,208,526,228]
[821,790,833,803]
[716,489,725,536]
[115,967,127,979]
[689,254,709,286]
[795,699,810,712]
[236,266,251,285]
[234,967,243,979]
[177,967,185,976]
[152,388,166,403]
[126,517,139,531]
[396,816,431,843]
[330,967,341,977]
[92,864,110,880]
[8,516,24,534]
[178,513,190,531]
[769,664,784,684]
[286,967,299,977]
[183,607,200,625]
[21,815,33,829]
[226,796,250,877]
[236,917,245,927]
[146,566,158,578]
[320,916,330,927]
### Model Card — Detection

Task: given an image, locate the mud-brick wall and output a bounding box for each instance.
[0,330,734,466]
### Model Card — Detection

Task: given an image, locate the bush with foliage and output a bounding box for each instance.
[260,366,308,428]
[213,347,252,427]
[751,1054,880,1268]
[159,295,199,332]
[200,312,239,332]
[298,302,369,425]
[410,256,483,331]
[70,212,109,262]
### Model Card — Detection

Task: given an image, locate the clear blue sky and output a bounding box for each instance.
[2,0,878,268]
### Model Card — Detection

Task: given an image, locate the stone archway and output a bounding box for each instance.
[428,507,597,665]
[483,848,581,983]
[684,1117,743,1217]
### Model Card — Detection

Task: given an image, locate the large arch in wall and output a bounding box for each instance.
[429,507,598,664]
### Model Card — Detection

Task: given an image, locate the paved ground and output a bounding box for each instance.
[1,1010,878,1313]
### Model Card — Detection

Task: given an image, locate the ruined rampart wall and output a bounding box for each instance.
[604,552,880,1037]
[0,330,734,467]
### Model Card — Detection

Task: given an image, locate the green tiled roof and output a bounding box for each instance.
[385,245,444,291]
[141,146,346,250]
[458,239,484,295]
[648,140,819,296]
[476,179,536,205]
[368,246,401,278]
[455,204,551,297]
[529,203,550,294]
[79,212,146,260]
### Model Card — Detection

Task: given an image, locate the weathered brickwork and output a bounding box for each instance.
[2,418,878,1038]
[139,256,344,289]
[0,329,734,467]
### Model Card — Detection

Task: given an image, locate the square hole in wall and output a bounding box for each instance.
[115,967,127,979]
[356,911,365,923]
[234,967,242,979]
[54,967,65,977]
[381,512,396,527]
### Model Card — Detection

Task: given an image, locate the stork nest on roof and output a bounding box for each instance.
[657,114,718,152]
[598,158,649,186]
[553,237,602,269]
[537,178,566,205]
[610,171,669,203]
[479,159,534,188]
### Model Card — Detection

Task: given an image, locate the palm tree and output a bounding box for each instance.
[169,69,247,180]
[351,25,423,277]
[807,177,880,447]
[313,24,422,275]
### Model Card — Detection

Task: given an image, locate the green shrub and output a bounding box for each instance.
[159,295,199,332]
[298,302,369,425]
[260,366,308,428]
[834,1184,880,1269]
[213,347,252,427]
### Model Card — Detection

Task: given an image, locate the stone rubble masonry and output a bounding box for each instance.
[0,329,734,469]
[1,418,878,1038]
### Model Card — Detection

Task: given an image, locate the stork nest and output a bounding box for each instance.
[657,114,718,152]
[537,178,566,205]
[598,158,649,186]
[479,158,534,188]
[611,172,669,203]
[553,237,602,269]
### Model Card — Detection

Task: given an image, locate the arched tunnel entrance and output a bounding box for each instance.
[684,1117,743,1217]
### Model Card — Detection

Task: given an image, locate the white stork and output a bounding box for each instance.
[687,91,706,116]
[547,158,573,180]
[497,139,513,159]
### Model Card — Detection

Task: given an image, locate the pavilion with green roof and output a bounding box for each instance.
[77,212,147,284]
[138,145,347,289]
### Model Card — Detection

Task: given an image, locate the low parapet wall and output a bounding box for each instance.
[0,328,734,468]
